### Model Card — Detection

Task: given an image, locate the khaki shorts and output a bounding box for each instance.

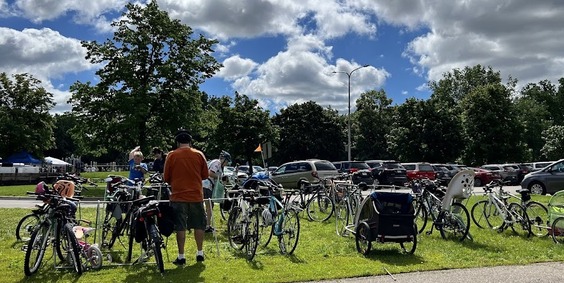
[171,202,207,231]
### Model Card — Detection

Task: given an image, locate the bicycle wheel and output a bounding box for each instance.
[508,203,531,237]
[16,213,40,241]
[355,221,372,256]
[24,223,50,276]
[101,213,120,249]
[439,203,470,242]
[551,216,564,244]
[227,206,245,250]
[245,210,260,261]
[63,223,83,275]
[399,224,417,254]
[526,201,549,237]
[471,200,490,229]
[258,207,273,248]
[483,201,505,231]
[279,208,300,255]
[335,200,350,236]
[149,224,164,273]
[86,245,103,270]
[306,194,334,222]
[414,200,428,234]
[55,220,70,262]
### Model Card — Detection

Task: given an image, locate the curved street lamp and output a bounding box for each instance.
[333,64,370,161]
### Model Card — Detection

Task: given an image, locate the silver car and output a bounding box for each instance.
[521,159,564,195]
[270,159,338,189]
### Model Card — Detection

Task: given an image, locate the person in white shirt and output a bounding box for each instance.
[202,150,231,232]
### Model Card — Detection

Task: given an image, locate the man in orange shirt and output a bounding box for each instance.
[163,129,209,265]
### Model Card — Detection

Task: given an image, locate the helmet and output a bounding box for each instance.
[220,150,231,162]
[175,129,192,143]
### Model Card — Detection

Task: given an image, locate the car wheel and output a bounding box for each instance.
[473,177,482,187]
[528,182,546,195]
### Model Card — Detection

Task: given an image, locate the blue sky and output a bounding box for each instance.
[1,0,564,114]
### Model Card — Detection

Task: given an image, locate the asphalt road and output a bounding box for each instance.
[305,262,564,283]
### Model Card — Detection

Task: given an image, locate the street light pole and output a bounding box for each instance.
[334,64,370,161]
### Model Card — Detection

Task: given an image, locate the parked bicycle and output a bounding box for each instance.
[260,187,300,255]
[292,177,335,222]
[128,195,166,273]
[23,183,83,276]
[226,188,260,261]
[72,223,103,270]
[332,180,366,236]
[471,180,532,237]
[414,170,474,242]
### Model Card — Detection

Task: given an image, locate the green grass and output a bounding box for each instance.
[1,195,563,283]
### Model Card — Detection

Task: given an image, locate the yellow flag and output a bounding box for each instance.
[254,144,262,152]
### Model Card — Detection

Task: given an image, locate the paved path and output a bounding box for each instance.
[305,262,564,283]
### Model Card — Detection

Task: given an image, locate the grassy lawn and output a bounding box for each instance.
[1,194,563,283]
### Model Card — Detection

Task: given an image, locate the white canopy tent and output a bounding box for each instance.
[44,156,71,166]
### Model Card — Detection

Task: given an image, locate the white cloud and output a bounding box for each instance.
[0,27,95,113]
[13,0,127,23]
[217,55,258,80]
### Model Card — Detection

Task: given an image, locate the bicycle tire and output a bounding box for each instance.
[63,223,83,275]
[355,221,371,255]
[227,206,245,250]
[306,194,334,222]
[245,210,260,261]
[471,200,490,229]
[24,223,50,276]
[16,213,40,241]
[438,203,470,242]
[551,216,564,244]
[508,203,531,237]
[126,219,135,263]
[86,245,103,270]
[279,208,300,255]
[335,199,350,236]
[483,200,505,231]
[526,201,548,237]
[414,200,428,234]
[55,220,70,262]
[149,224,165,273]
[101,213,120,249]
[258,208,273,248]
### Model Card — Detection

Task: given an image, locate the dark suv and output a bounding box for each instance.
[332,161,374,185]
[366,160,408,186]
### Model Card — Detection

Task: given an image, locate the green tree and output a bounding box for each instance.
[354,89,393,160]
[272,101,345,163]
[45,113,79,158]
[209,93,277,171]
[386,98,426,162]
[460,84,522,165]
[541,125,564,160]
[0,72,55,158]
[68,0,221,158]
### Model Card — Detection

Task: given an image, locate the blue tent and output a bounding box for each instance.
[3,151,41,164]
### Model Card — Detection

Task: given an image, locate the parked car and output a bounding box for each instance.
[521,159,564,195]
[480,164,519,185]
[223,166,248,185]
[503,163,531,182]
[365,160,408,186]
[237,165,265,175]
[270,159,338,189]
[401,162,436,181]
[529,161,555,172]
[468,167,501,187]
[431,164,452,185]
[332,161,373,185]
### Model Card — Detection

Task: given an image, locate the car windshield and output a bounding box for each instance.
[418,164,434,171]
[350,162,370,169]
[384,163,403,169]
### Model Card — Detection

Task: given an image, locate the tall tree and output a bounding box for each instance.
[45,113,79,158]
[460,84,522,165]
[209,93,277,171]
[69,0,221,158]
[386,98,426,162]
[541,125,564,160]
[272,101,345,163]
[354,89,393,160]
[0,72,55,157]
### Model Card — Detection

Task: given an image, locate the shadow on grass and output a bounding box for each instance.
[363,245,425,266]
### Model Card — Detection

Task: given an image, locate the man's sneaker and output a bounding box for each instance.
[173,257,186,266]
[205,226,215,233]
[196,254,205,262]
